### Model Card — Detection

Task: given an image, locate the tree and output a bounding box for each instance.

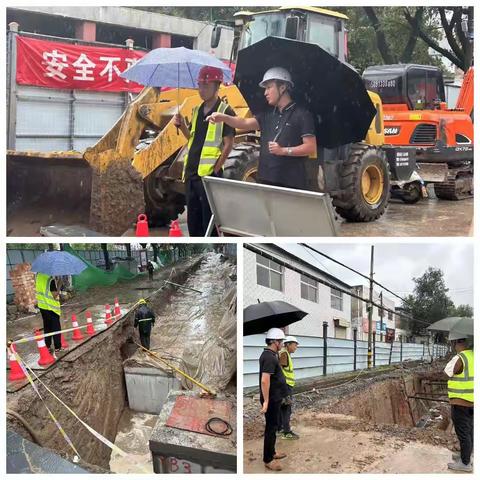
[401,267,454,335]
[448,303,474,317]
[343,7,443,73]
[404,7,474,72]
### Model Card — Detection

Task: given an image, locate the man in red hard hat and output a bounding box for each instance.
[174,65,236,236]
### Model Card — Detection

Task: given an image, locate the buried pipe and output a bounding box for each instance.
[407,395,449,403]
[6,409,41,446]
[164,280,202,294]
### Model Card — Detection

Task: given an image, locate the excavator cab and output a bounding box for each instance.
[363,64,446,111]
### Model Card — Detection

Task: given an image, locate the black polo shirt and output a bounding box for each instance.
[259,348,288,404]
[255,102,315,190]
[185,98,236,180]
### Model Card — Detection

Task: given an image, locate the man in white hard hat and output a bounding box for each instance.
[259,327,289,471]
[444,331,474,472]
[207,66,316,190]
[278,335,300,440]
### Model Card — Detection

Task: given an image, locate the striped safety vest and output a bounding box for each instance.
[280,348,295,387]
[448,349,474,403]
[35,273,61,316]
[183,101,229,180]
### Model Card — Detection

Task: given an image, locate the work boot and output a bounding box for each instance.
[282,431,300,440]
[273,452,287,460]
[447,459,473,472]
[265,460,282,471]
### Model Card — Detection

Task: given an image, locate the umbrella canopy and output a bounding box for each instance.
[427,316,473,337]
[235,36,376,148]
[120,47,233,88]
[243,300,307,336]
[31,251,88,276]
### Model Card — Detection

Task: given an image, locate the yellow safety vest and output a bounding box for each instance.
[183,101,229,180]
[448,349,474,403]
[280,348,295,387]
[35,273,61,316]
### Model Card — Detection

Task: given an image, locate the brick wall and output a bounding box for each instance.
[10,263,37,313]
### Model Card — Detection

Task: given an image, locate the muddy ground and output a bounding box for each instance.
[7,195,473,237]
[6,252,237,472]
[244,361,461,474]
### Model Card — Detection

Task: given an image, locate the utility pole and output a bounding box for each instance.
[380,291,383,342]
[367,245,374,369]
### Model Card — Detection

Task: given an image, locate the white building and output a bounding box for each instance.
[351,285,397,341]
[244,244,352,339]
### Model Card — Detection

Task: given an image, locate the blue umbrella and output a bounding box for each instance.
[120,47,232,88]
[31,251,88,276]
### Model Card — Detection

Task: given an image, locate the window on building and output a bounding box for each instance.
[331,287,343,311]
[301,274,318,303]
[256,254,283,291]
[388,310,393,321]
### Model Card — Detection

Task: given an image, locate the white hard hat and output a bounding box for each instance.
[284,335,299,345]
[265,328,285,340]
[448,331,468,341]
[259,67,294,88]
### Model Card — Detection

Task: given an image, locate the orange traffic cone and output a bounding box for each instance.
[35,330,55,366]
[8,343,26,381]
[136,214,149,237]
[71,314,84,341]
[114,298,121,318]
[61,333,69,349]
[105,305,113,325]
[86,311,95,335]
[169,220,183,237]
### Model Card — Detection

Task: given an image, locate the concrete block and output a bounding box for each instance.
[125,366,180,414]
[149,391,236,473]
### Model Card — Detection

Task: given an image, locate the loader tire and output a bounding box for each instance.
[332,143,390,222]
[223,143,260,182]
[144,166,185,227]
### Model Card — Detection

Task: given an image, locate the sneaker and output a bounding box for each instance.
[447,460,473,472]
[451,453,473,464]
[265,460,282,471]
[273,452,287,460]
[282,431,300,440]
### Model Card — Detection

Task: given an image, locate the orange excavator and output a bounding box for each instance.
[363,65,473,200]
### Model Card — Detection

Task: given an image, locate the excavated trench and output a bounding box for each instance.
[7,252,236,473]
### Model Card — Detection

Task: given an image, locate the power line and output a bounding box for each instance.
[301,244,409,304]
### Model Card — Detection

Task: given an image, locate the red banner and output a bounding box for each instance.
[16,36,146,92]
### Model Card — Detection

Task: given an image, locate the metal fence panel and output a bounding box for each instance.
[244,334,447,390]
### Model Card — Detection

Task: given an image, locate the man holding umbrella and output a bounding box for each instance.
[444,331,474,472]
[207,66,317,190]
[35,273,62,353]
[259,327,289,471]
[174,66,236,236]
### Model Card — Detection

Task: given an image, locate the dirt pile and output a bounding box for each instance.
[89,158,145,235]
[9,263,36,313]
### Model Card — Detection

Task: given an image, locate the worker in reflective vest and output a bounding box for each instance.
[35,272,62,353]
[174,66,236,237]
[279,335,300,440]
[444,331,474,472]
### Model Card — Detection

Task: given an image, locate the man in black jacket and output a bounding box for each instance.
[134,299,155,350]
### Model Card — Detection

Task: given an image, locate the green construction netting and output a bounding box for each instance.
[65,246,141,292]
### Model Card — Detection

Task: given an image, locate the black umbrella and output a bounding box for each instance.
[243,300,307,336]
[235,36,376,148]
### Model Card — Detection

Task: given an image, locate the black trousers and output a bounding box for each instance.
[279,385,293,433]
[451,404,474,465]
[40,308,61,350]
[139,331,151,350]
[263,399,281,464]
